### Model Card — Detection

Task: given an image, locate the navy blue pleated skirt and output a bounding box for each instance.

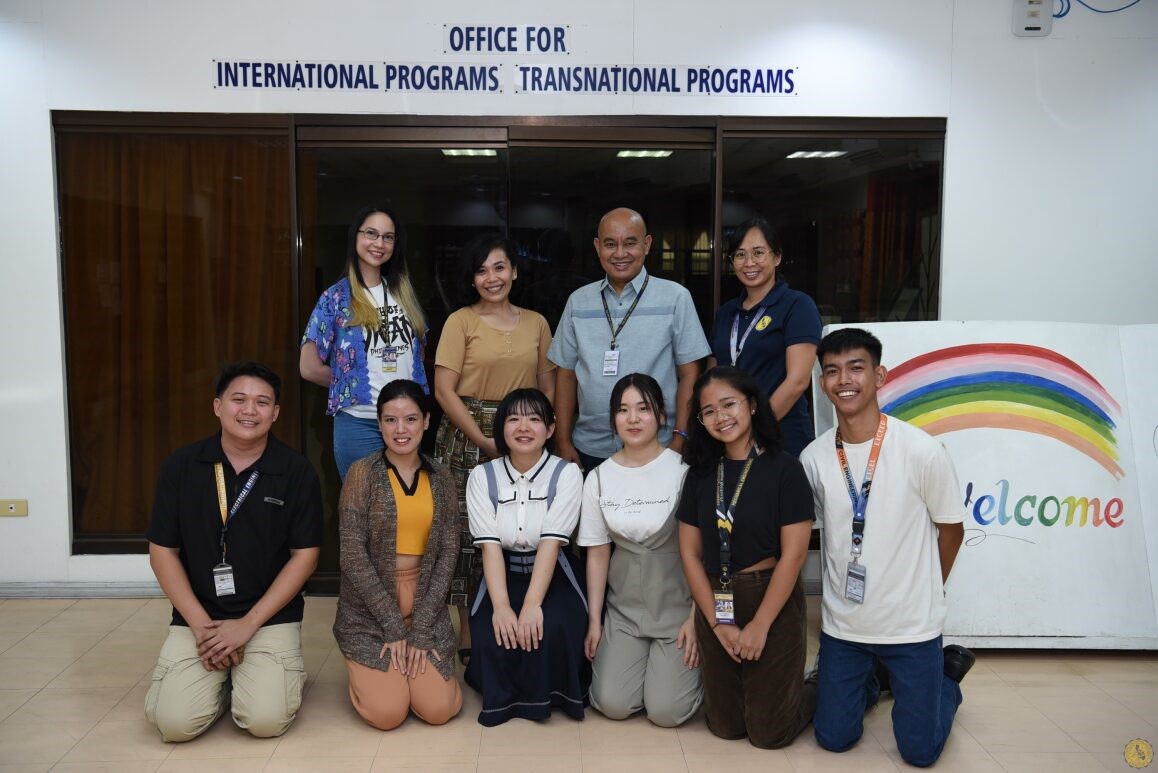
[465,549,591,726]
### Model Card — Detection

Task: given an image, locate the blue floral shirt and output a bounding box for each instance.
[301,277,428,416]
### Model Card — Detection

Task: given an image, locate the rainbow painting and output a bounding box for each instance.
[878,343,1124,479]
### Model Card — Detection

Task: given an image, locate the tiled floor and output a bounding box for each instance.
[0,596,1155,772]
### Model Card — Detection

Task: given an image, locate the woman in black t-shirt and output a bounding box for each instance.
[676,366,816,749]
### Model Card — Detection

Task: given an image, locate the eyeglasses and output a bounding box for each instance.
[697,397,750,424]
[358,229,396,244]
[731,247,772,265]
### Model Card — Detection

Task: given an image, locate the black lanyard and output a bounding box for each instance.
[373,284,390,342]
[600,274,649,350]
[834,415,887,558]
[214,462,259,562]
[714,451,755,588]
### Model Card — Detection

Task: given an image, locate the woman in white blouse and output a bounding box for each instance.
[579,373,703,727]
[463,388,589,726]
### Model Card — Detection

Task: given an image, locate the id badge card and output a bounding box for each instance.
[602,349,620,376]
[713,591,735,625]
[381,346,399,373]
[213,563,237,597]
[845,561,867,604]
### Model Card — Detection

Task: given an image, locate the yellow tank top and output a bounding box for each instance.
[388,469,434,555]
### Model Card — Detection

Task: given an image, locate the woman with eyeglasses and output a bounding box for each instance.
[579,373,702,727]
[463,388,589,726]
[676,366,815,749]
[301,206,429,480]
[433,234,556,667]
[707,217,822,457]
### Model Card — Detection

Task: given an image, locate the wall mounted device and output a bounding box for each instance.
[1,499,28,517]
[1013,0,1053,36]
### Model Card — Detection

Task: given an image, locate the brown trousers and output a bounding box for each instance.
[344,566,463,730]
[694,570,816,749]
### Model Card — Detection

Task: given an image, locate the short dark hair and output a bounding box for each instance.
[682,366,781,469]
[494,388,556,457]
[377,379,429,417]
[817,327,883,367]
[214,361,281,402]
[460,233,518,304]
[608,372,666,439]
[729,216,782,257]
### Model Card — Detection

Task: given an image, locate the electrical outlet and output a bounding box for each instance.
[1013,0,1053,37]
[1,500,29,517]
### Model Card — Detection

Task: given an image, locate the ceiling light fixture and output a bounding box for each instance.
[616,150,673,158]
[787,150,847,159]
[441,149,498,157]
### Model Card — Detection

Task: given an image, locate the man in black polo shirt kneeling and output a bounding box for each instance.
[144,361,323,742]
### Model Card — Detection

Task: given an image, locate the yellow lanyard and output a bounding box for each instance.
[213,462,259,560]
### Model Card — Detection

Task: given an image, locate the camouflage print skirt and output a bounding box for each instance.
[433,398,500,607]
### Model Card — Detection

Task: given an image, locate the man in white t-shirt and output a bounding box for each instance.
[799,328,973,768]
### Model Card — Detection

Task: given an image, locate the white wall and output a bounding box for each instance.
[941,3,1158,323]
[0,0,1154,586]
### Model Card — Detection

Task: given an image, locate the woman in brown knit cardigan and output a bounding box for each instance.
[333,379,463,730]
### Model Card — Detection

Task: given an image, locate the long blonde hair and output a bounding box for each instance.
[344,206,427,338]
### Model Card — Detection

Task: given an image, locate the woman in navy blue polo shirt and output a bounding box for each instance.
[708,217,821,457]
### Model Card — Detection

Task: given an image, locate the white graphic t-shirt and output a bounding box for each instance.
[343,283,417,419]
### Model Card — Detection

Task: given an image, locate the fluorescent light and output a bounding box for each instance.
[441,149,497,157]
[616,150,673,158]
[787,150,846,159]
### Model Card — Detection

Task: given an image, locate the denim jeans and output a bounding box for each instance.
[333,411,383,480]
[814,632,962,768]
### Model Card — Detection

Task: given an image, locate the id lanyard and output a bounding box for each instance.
[213,463,259,564]
[375,287,398,373]
[714,453,755,590]
[600,274,649,351]
[729,304,767,364]
[834,414,887,561]
[377,297,390,344]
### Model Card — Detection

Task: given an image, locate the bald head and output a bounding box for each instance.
[595,208,652,292]
[598,207,647,236]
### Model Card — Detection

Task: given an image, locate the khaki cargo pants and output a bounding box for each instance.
[144,622,305,742]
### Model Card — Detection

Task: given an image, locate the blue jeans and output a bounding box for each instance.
[333,411,383,480]
[814,632,962,768]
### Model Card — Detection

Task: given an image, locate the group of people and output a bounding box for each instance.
[142,204,974,767]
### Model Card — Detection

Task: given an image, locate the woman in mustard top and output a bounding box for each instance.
[333,379,463,730]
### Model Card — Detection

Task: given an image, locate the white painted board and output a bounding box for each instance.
[811,321,1157,648]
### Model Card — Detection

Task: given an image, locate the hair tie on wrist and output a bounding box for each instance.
[673,428,688,439]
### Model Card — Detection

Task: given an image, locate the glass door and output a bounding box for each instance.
[297,138,509,578]
[506,144,714,330]
[721,133,944,324]
[295,127,715,581]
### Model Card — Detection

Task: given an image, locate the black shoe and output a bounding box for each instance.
[943,644,976,684]
[874,656,891,695]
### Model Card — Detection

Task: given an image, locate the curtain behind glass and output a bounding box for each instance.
[860,166,942,321]
[57,131,296,540]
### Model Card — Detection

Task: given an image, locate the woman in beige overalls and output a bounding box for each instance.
[578,373,703,727]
